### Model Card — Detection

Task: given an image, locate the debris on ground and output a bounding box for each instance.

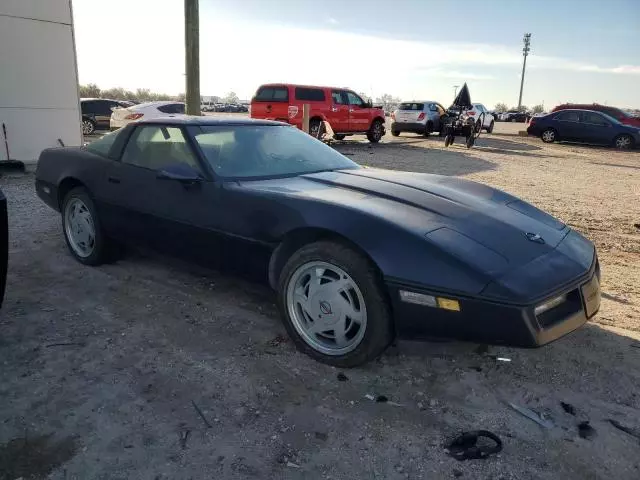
[337,372,348,382]
[191,400,213,428]
[376,395,388,403]
[608,419,640,442]
[508,402,554,429]
[179,430,190,450]
[561,402,577,416]
[578,421,597,440]
[446,430,503,461]
[286,461,300,468]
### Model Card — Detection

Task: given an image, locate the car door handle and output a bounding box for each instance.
[108,176,121,184]
[331,107,339,112]
[349,109,354,113]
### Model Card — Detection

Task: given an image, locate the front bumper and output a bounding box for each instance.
[388,255,600,347]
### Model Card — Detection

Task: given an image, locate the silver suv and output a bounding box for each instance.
[391,101,447,136]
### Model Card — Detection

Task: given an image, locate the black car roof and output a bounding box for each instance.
[138,116,286,127]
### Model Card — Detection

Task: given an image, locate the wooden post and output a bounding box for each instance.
[302,104,310,133]
[184,0,200,116]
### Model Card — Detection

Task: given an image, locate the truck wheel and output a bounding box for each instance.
[366,119,384,143]
[391,130,400,137]
[309,119,325,139]
[334,134,346,140]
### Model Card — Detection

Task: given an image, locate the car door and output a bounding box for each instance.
[93,101,116,129]
[553,111,581,140]
[330,90,350,132]
[346,91,370,132]
[579,111,613,144]
[100,124,220,258]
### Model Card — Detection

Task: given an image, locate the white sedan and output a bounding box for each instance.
[110,101,185,130]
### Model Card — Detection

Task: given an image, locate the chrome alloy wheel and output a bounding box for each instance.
[64,197,96,257]
[286,261,367,356]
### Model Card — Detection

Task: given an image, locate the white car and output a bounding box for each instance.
[110,101,185,130]
[466,103,495,133]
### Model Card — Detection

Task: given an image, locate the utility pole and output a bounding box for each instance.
[184,0,200,115]
[453,85,459,97]
[517,33,531,111]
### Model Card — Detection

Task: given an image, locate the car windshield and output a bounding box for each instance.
[190,125,360,179]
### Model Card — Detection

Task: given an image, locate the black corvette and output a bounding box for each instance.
[35,117,601,367]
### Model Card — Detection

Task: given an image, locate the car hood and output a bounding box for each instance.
[240,168,573,274]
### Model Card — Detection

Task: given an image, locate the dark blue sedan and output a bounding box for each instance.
[527,109,640,149]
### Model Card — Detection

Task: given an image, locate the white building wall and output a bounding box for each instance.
[0,0,81,163]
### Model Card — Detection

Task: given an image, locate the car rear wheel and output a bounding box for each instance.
[309,119,324,139]
[367,119,384,143]
[82,119,96,135]
[424,122,433,137]
[391,130,400,137]
[487,121,495,133]
[62,187,113,266]
[541,128,557,143]
[614,134,634,150]
[278,241,394,367]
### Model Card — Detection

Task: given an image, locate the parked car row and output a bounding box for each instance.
[202,103,249,113]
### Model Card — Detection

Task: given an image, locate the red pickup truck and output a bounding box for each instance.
[250,83,386,142]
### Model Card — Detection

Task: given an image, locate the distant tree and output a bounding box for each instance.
[494,102,508,113]
[175,92,186,102]
[531,104,544,114]
[79,83,101,98]
[510,105,528,112]
[375,93,401,111]
[101,87,126,100]
[135,88,153,102]
[223,91,239,103]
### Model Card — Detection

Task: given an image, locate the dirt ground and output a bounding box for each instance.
[1,130,639,480]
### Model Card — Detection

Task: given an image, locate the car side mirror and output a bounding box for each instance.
[157,164,203,184]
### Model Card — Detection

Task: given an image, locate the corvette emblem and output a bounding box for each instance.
[525,232,545,244]
[319,301,332,315]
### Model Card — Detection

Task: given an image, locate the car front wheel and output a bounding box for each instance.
[278,241,394,367]
[614,134,634,150]
[62,187,113,265]
[487,121,495,133]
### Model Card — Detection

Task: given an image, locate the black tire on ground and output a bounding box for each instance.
[277,241,394,367]
[444,134,452,147]
[475,120,482,133]
[391,130,400,137]
[466,135,474,148]
[334,134,346,140]
[366,119,384,143]
[61,187,115,266]
[424,122,433,136]
[487,121,495,134]
[613,134,634,150]
[82,119,96,135]
[541,128,557,143]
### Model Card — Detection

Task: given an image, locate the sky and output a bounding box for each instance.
[72,0,640,109]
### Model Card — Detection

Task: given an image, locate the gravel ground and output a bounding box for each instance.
[1,132,639,480]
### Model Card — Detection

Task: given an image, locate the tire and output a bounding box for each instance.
[309,119,325,139]
[444,134,452,147]
[541,128,557,143]
[511,118,516,123]
[391,130,400,137]
[424,122,433,137]
[613,134,634,150]
[366,119,384,143]
[82,118,96,135]
[466,135,474,149]
[334,134,346,140]
[277,241,394,367]
[487,121,495,134]
[61,187,114,266]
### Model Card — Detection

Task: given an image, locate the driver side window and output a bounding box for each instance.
[346,92,364,107]
[121,125,202,173]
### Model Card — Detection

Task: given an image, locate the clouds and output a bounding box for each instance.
[327,17,339,25]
